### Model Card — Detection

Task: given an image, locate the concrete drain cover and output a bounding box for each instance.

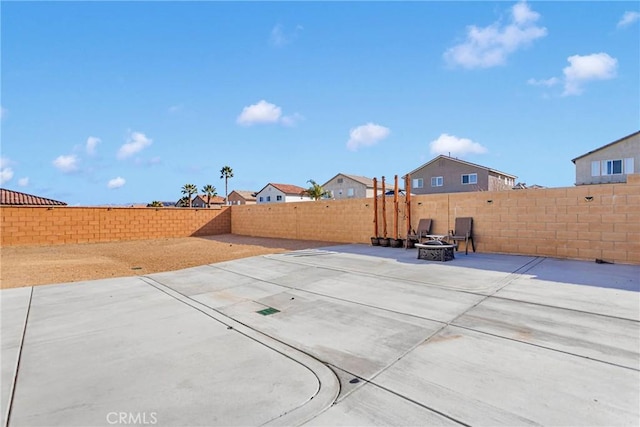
[257,307,280,316]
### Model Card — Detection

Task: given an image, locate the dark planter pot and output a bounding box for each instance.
[371,237,380,246]
[390,238,405,248]
[406,239,416,249]
[379,237,391,247]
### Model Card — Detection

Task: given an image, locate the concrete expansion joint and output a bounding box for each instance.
[138,276,340,426]
[3,286,34,427]
[447,323,640,373]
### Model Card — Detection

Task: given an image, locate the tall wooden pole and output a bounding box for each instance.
[381,176,387,238]
[393,175,399,240]
[373,177,378,237]
[405,174,412,239]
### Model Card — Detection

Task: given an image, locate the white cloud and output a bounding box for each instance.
[562,53,617,96]
[0,157,13,184]
[0,106,7,120]
[444,1,547,69]
[429,133,488,157]
[269,24,303,47]
[18,177,29,187]
[346,123,391,152]
[107,177,126,189]
[236,100,282,126]
[117,131,152,159]
[86,136,101,156]
[280,112,305,127]
[53,154,79,173]
[527,77,560,87]
[168,104,183,114]
[617,11,640,28]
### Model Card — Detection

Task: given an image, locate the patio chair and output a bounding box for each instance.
[448,217,475,255]
[406,218,432,248]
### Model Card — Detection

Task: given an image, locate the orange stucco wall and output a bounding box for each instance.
[1,206,231,246]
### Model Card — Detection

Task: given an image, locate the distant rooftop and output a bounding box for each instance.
[1,188,67,206]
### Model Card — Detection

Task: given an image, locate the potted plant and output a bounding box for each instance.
[390,238,404,248]
[379,236,390,247]
[371,237,380,246]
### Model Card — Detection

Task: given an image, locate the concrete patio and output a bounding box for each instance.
[2,244,639,426]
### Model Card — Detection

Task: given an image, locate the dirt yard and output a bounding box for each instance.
[0,234,342,289]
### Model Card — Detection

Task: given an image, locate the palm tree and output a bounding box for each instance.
[176,196,190,207]
[201,184,218,208]
[181,183,198,208]
[302,179,330,201]
[220,165,233,205]
[147,200,163,207]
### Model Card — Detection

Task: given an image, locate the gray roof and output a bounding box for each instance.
[571,130,640,163]
[322,173,374,188]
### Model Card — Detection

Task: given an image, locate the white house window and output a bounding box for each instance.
[259,196,264,202]
[413,178,424,189]
[431,176,443,187]
[605,159,623,175]
[347,188,355,197]
[276,195,282,201]
[337,178,343,184]
[266,196,271,202]
[594,158,634,176]
[462,173,477,184]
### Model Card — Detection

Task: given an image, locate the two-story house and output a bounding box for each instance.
[322,173,378,199]
[405,155,517,194]
[571,130,639,185]
[255,183,313,204]
[227,190,257,205]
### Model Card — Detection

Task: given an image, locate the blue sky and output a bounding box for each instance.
[1,1,639,206]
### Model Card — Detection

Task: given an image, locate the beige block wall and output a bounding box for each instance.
[1,206,231,246]
[2,176,637,264]
[232,175,640,264]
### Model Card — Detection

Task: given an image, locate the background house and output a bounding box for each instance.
[227,190,257,205]
[572,130,639,185]
[1,188,67,206]
[404,155,517,194]
[175,195,224,207]
[322,173,378,199]
[192,194,226,208]
[255,183,312,204]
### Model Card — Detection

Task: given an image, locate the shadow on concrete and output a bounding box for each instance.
[318,244,640,292]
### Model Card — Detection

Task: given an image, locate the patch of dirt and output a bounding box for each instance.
[0,234,342,289]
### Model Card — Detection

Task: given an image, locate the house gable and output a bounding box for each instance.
[228,190,257,205]
[322,173,375,199]
[572,131,639,185]
[404,155,516,194]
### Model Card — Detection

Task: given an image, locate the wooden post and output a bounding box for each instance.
[393,175,399,240]
[373,177,378,237]
[381,176,387,238]
[405,174,412,239]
